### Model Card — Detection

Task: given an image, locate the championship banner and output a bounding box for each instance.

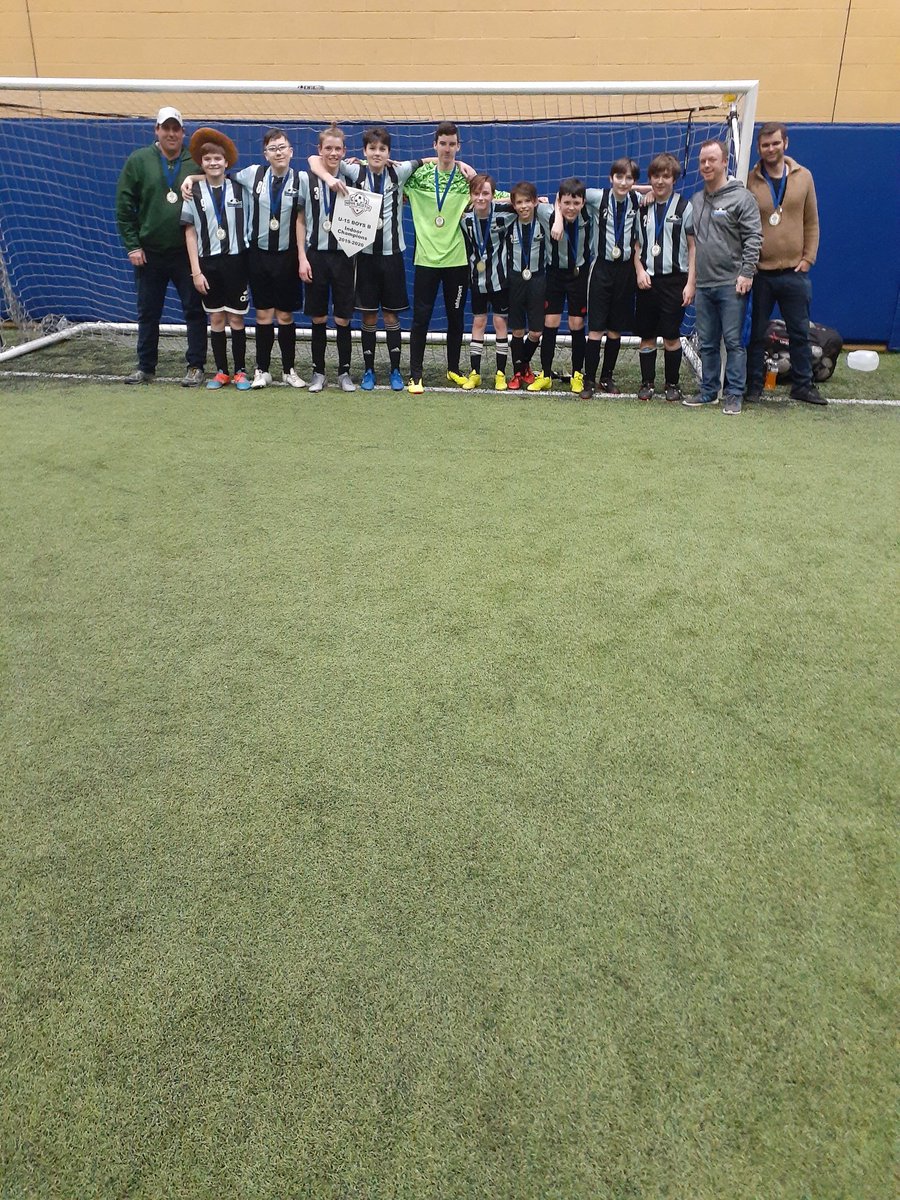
[331,187,384,256]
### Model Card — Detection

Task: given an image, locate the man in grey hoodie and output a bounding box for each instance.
[684,139,762,415]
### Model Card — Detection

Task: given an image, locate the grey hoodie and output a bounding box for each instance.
[691,179,762,287]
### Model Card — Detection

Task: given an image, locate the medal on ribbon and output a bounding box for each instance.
[764,167,788,227]
[434,165,457,228]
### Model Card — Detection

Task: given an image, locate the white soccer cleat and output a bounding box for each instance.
[251,369,272,389]
[337,372,357,392]
[282,368,306,389]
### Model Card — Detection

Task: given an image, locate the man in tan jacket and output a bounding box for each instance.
[746,122,825,405]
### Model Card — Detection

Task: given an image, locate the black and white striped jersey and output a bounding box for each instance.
[635,193,694,275]
[507,202,553,275]
[180,177,247,257]
[232,164,303,252]
[586,187,642,264]
[461,205,517,292]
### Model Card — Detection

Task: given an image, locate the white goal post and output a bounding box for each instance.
[0,77,759,366]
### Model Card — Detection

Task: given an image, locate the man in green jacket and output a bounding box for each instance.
[115,106,207,385]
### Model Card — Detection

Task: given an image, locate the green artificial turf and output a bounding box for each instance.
[1,385,896,1198]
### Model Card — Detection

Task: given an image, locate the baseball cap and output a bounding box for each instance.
[156,106,183,127]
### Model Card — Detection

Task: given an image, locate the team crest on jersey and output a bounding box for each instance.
[345,191,376,218]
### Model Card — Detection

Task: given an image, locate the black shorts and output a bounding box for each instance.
[304,248,355,320]
[248,246,302,314]
[199,253,249,315]
[508,271,546,331]
[634,271,689,341]
[356,252,409,313]
[470,287,509,317]
[544,266,588,318]
[587,258,636,334]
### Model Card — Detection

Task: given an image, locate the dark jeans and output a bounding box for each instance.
[134,248,207,373]
[409,265,469,378]
[747,268,813,392]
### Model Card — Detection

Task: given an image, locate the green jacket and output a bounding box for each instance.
[115,143,196,255]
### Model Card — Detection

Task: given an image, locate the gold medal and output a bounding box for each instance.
[477,260,486,273]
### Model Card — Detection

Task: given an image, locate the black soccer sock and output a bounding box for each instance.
[311,322,327,373]
[336,324,352,375]
[664,346,683,386]
[470,340,483,374]
[495,337,508,375]
[277,322,296,371]
[409,328,426,381]
[385,322,402,371]
[640,348,657,385]
[584,339,602,385]
[230,328,247,374]
[523,335,540,366]
[601,336,621,381]
[362,327,377,372]
[540,325,558,375]
[255,323,275,372]
[210,329,228,373]
[570,327,586,374]
[511,335,525,371]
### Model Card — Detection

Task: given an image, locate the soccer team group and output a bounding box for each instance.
[115,109,824,413]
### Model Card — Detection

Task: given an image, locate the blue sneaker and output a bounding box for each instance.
[389,368,404,391]
[361,368,376,391]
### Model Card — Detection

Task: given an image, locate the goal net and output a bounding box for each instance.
[0,78,758,374]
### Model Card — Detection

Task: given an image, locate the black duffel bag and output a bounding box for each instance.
[766,320,843,383]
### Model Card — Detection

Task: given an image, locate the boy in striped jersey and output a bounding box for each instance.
[633,153,695,402]
[528,178,595,393]
[296,124,357,393]
[235,129,306,389]
[506,182,552,390]
[181,128,252,390]
[580,158,643,400]
[183,127,307,388]
[459,174,518,389]
[310,126,423,391]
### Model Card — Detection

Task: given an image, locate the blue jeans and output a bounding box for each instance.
[134,248,207,374]
[747,269,813,392]
[694,285,749,400]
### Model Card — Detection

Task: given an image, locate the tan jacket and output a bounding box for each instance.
[747,155,819,269]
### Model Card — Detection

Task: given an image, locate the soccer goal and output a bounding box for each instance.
[0,78,758,374]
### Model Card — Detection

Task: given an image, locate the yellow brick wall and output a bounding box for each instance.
[1,0,897,124]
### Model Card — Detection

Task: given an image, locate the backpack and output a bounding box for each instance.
[766,320,843,383]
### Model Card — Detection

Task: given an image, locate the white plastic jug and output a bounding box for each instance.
[846,350,879,372]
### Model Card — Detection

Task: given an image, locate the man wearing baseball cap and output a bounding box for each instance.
[115,106,207,386]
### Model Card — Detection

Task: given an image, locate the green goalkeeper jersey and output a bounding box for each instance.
[403,163,472,269]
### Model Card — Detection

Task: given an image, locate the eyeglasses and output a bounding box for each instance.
[266,144,291,153]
